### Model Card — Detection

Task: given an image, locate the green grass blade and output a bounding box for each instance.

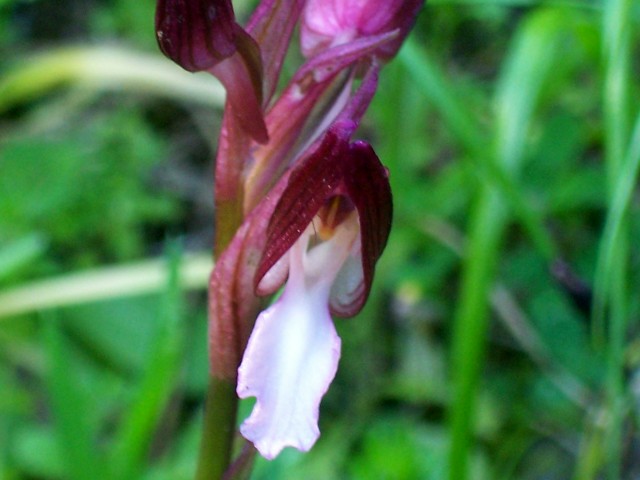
[0,47,224,114]
[44,317,102,480]
[447,10,566,480]
[0,253,211,320]
[447,189,506,480]
[399,38,556,260]
[109,242,186,479]
[494,13,564,171]
[0,234,46,282]
[594,114,640,319]
[595,0,634,476]
[398,39,485,155]
[601,0,632,188]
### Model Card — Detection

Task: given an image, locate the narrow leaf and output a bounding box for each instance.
[110,242,186,479]
[44,317,102,480]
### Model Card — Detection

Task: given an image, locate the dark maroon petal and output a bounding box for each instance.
[156,0,268,142]
[211,29,268,144]
[340,141,392,314]
[255,130,346,287]
[155,0,237,72]
[255,124,392,316]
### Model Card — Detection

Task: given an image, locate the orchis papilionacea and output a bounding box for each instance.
[156,0,422,461]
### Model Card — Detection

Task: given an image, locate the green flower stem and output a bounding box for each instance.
[196,378,239,480]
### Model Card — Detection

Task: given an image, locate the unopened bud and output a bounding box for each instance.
[156,0,237,72]
[301,0,423,61]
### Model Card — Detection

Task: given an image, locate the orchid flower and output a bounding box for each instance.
[208,63,382,382]
[237,120,392,459]
[156,0,268,143]
[155,0,422,466]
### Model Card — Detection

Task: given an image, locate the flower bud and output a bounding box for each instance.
[300,0,423,61]
[155,0,237,72]
[156,0,268,143]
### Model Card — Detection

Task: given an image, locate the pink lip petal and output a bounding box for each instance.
[238,221,358,459]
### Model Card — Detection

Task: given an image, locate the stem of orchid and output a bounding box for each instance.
[196,123,256,476]
[196,197,245,479]
[195,378,239,480]
[196,237,245,479]
[215,198,245,256]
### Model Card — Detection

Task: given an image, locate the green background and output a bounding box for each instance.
[1,0,639,478]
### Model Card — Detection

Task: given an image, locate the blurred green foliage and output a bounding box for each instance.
[1,0,639,479]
